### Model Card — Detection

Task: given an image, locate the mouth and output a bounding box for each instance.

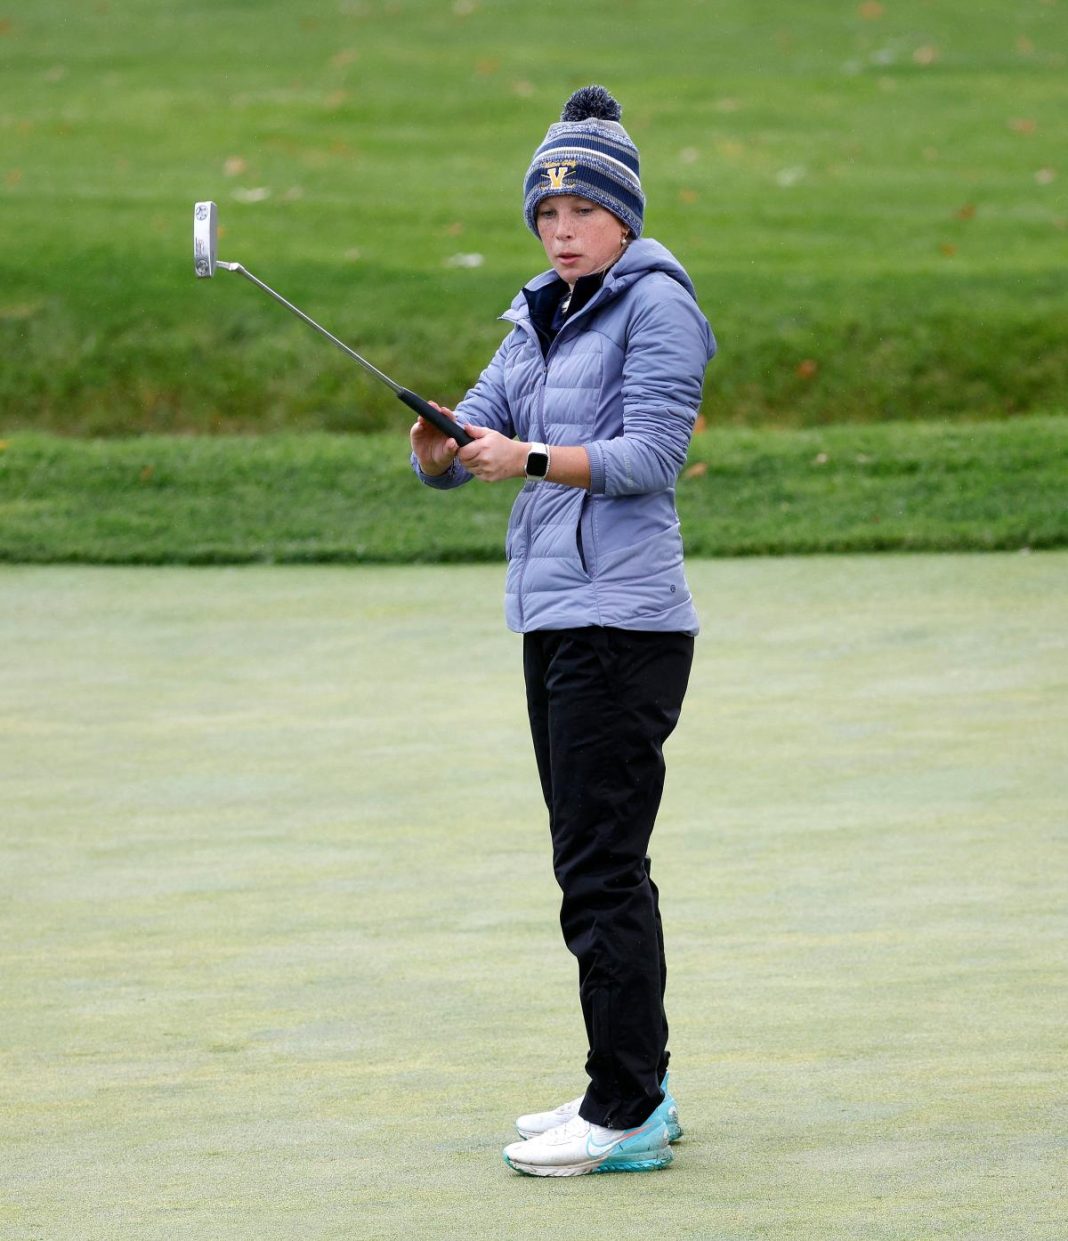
[556,252,580,264]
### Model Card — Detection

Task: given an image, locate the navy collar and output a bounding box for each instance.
[522,271,606,357]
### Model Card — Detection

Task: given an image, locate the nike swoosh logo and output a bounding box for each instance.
[585,1123,653,1158]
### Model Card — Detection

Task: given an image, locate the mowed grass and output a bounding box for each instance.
[1,414,1065,564]
[1,556,1064,1240]
[0,0,1066,434]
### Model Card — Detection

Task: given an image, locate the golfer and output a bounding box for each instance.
[410,85,716,1177]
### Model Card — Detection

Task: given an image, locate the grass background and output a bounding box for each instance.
[3,556,1065,1239]
[1,415,1066,563]
[1,0,1066,434]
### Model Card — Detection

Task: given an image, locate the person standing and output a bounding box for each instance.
[410,85,716,1176]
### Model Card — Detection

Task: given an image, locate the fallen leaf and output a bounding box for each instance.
[475,57,500,75]
[693,413,708,435]
[813,452,829,466]
[1016,34,1035,54]
[678,189,699,205]
[0,440,9,453]
[679,147,699,165]
[939,242,958,256]
[445,221,464,236]
[330,48,358,68]
[913,45,939,65]
[512,80,534,97]
[0,19,12,35]
[953,202,976,220]
[796,359,819,379]
[224,156,247,176]
[1034,168,1056,185]
[139,464,155,483]
[682,461,708,480]
[5,168,22,186]
[858,1,884,18]
[1010,117,1037,134]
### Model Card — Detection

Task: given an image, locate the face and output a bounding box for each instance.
[535,195,628,286]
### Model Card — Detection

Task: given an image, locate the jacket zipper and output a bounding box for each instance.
[508,289,611,629]
[507,319,545,632]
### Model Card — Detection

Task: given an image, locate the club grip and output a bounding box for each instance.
[396,388,473,447]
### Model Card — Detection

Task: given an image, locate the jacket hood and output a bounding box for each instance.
[505,238,701,321]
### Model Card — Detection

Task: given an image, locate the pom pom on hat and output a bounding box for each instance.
[523,84,644,238]
[561,85,623,123]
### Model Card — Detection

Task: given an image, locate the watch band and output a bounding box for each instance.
[525,442,551,481]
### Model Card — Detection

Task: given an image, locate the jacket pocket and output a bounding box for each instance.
[575,493,594,577]
[506,487,533,561]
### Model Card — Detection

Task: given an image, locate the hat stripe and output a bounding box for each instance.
[530,145,642,191]
[534,131,640,174]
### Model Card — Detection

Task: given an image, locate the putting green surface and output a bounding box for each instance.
[2,556,1064,1239]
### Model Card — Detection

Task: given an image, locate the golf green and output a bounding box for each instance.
[2,555,1063,1239]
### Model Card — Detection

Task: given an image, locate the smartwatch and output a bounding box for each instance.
[524,442,551,481]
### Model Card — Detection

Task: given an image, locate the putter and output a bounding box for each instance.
[193,201,472,446]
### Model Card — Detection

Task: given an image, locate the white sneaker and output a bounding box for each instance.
[516,1074,683,1143]
[502,1114,672,1178]
[515,1094,584,1139]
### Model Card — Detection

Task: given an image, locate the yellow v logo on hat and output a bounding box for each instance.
[541,161,575,190]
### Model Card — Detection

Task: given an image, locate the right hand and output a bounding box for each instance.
[410,401,466,476]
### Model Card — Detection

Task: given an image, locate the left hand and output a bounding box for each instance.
[457,424,526,483]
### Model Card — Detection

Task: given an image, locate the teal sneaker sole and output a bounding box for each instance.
[594,1146,674,1174]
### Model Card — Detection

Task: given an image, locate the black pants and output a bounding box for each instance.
[523,626,694,1130]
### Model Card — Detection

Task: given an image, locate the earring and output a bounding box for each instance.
[620,234,629,247]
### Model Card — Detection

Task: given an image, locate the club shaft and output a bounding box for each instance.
[222,262,401,394]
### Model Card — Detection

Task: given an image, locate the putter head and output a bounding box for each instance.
[193,201,218,278]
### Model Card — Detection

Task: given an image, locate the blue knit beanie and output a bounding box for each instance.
[523,85,644,238]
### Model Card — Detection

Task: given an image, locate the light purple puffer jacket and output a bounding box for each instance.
[414,238,716,634]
